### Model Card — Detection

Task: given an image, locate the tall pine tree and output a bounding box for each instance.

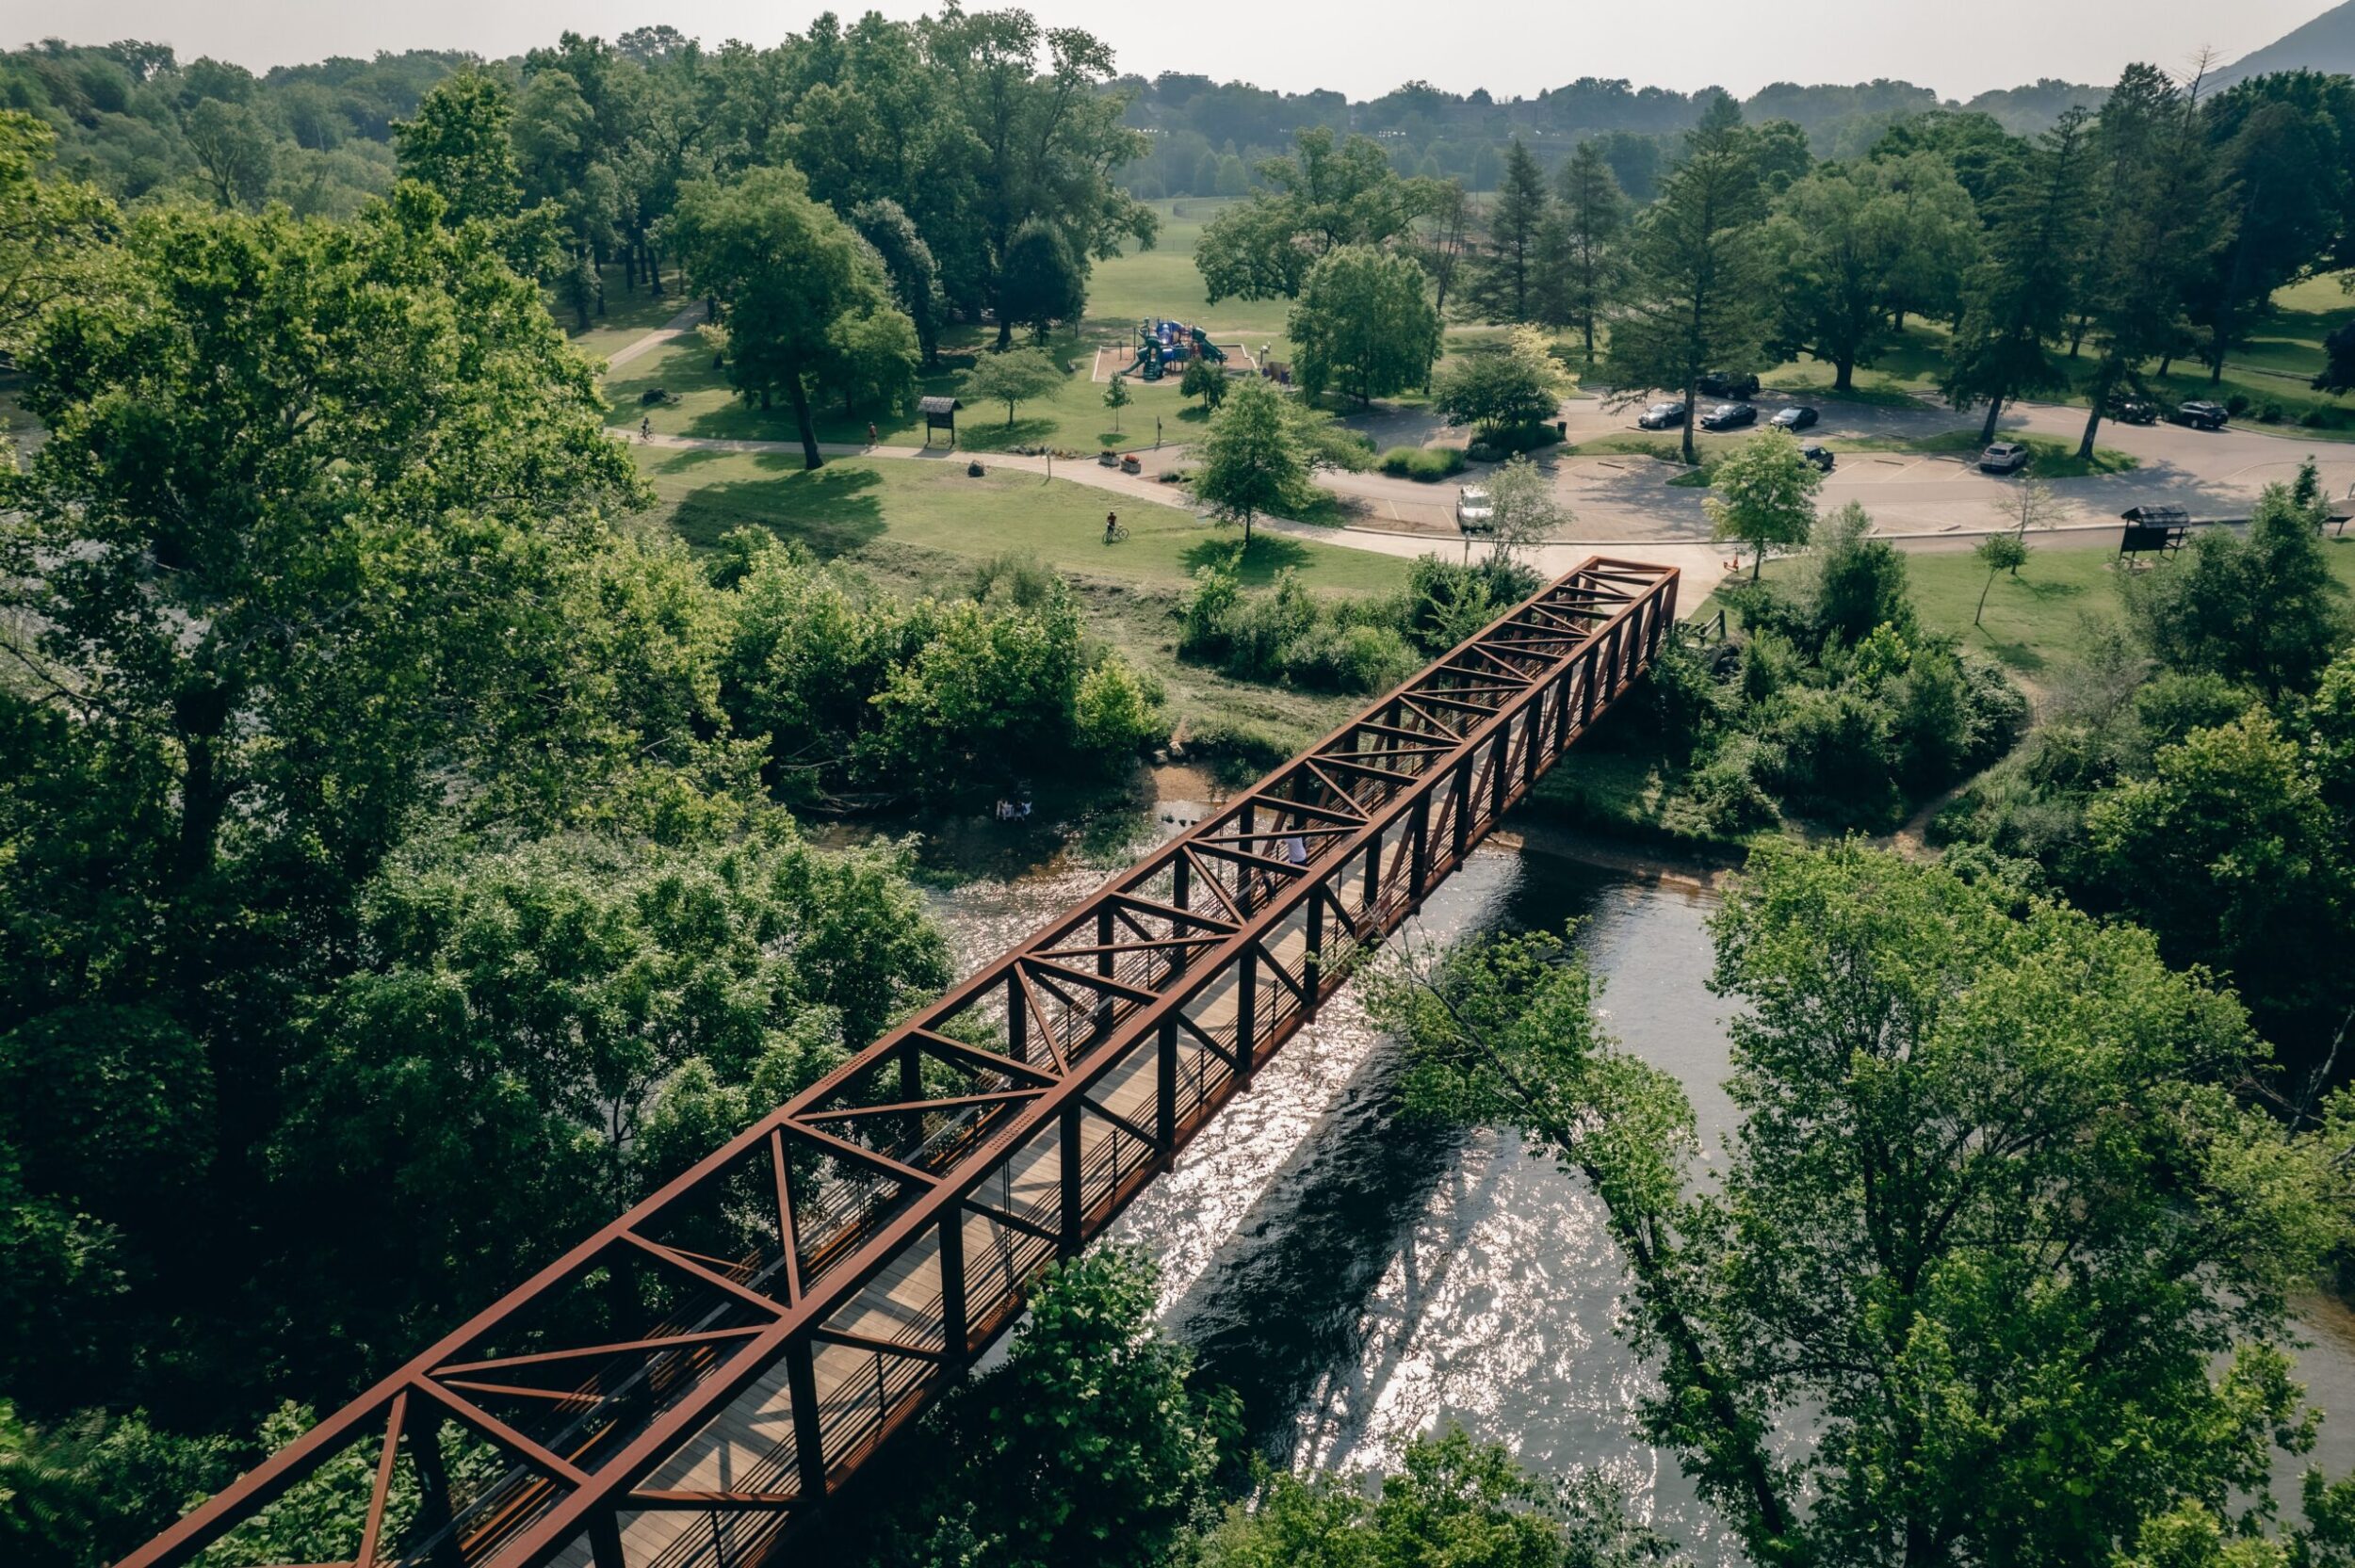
[1464,138,1551,323]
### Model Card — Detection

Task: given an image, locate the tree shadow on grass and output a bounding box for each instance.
[665,467,885,558]
[1181,531,1316,585]
[952,415,1059,453]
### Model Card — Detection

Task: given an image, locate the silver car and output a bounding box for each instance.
[1455,485,1494,533]
[1978,442,2030,475]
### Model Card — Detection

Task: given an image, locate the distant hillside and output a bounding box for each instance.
[2216,1,2355,88]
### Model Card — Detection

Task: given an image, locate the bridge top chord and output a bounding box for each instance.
[121,556,1680,1568]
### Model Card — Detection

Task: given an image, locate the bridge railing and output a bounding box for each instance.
[119,557,1678,1568]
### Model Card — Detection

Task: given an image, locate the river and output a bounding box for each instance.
[901,783,2355,1552]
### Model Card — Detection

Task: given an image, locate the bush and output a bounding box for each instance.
[1482,423,1564,456]
[2226,392,2252,417]
[1681,734,1782,835]
[1377,445,1467,481]
[1182,716,1291,774]
[1073,658,1168,761]
[1275,621,1420,694]
[1465,443,1499,463]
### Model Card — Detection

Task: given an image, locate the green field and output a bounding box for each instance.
[1758,533,2355,681]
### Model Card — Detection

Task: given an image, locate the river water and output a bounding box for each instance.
[904,785,2355,1552]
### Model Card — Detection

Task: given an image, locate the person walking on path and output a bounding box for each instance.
[640,415,652,443]
[867,421,878,447]
[1154,415,1161,449]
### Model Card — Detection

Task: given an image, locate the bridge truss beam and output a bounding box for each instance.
[119,557,1678,1568]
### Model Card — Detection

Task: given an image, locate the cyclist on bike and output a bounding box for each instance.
[640,415,652,443]
[1104,509,1120,543]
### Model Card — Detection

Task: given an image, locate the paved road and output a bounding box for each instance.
[1330,391,2355,545]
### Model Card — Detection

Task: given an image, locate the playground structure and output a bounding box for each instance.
[1092,320,1255,382]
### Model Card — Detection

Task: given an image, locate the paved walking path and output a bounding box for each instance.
[605,300,708,370]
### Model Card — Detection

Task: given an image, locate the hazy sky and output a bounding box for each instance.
[7,0,2340,99]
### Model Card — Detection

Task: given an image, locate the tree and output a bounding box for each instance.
[1418,176,1473,320]
[392,70,523,226]
[0,191,647,1422]
[1547,140,1629,361]
[964,346,1064,428]
[1704,428,1822,576]
[1285,243,1442,404]
[2071,63,2220,461]
[2314,320,2355,395]
[2122,476,2351,699]
[1432,324,1571,434]
[1764,156,1975,393]
[1482,453,1567,564]
[2193,72,2355,380]
[1373,843,2355,1567]
[1194,375,1306,545]
[1973,530,2029,624]
[1195,126,1437,301]
[851,198,947,367]
[1941,107,2094,442]
[1605,107,1771,462]
[822,304,920,417]
[0,113,112,356]
[183,99,273,210]
[668,166,909,469]
[1462,137,1551,323]
[1179,354,1227,411]
[1101,371,1130,433]
[996,217,1085,344]
[2084,711,2355,1065]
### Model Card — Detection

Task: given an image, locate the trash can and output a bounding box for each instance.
[1556,420,1568,438]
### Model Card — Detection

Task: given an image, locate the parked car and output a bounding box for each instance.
[1698,369,1761,397]
[1770,405,1819,431]
[1700,402,1758,431]
[2108,396,2158,425]
[1454,485,1494,533]
[1979,441,2031,474]
[1800,442,1836,473]
[2168,399,2228,430]
[1637,398,1687,430]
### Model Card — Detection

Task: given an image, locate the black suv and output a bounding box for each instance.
[1700,402,1758,431]
[1698,369,1761,398]
[2108,396,2158,426]
[2168,400,2228,430]
[1799,442,1835,473]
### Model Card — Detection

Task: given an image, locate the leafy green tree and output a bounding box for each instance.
[1194,375,1306,545]
[1605,106,1771,462]
[1071,658,1166,762]
[1418,175,1474,320]
[997,216,1085,343]
[2071,63,2221,460]
[1765,155,1975,392]
[850,197,947,366]
[391,70,523,226]
[2122,477,2351,699]
[184,98,273,210]
[1180,353,1227,411]
[1973,529,2029,624]
[1374,842,2355,1568]
[964,346,1064,428]
[668,165,910,468]
[2084,711,2353,1069]
[1195,126,1437,301]
[1205,1431,1647,1568]
[925,1248,1234,1568]
[1484,452,1567,563]
[2193,71,2355,380]
[1432,324,1571,434]
[0,112,113,354]
[268,827,943,1382]
[1705,428,1822,576]
[821,302,920,416]
[1941,107,2094,442]
[1101,371,1130,433]
[1462,137,1551,323]
[1286,243,1442,404]
[1545,139,1629,361]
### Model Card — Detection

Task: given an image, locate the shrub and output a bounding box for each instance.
[1465,442,1499,463]
[1073,658,1168,761]
[1682,734,1781,835]
[1763,683,1901,827]
[1377,445,1467,481]
[2226,392,2252,417]
[1182,716,1291,774]
[1275,621,1419,694]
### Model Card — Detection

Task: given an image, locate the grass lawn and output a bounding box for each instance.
[632,446,1412,596]
[1752,533,2355,682]
[1083,199,1294,343]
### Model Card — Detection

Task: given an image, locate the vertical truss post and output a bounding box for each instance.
[1157,1018,1178,1152]
[1096,909,1116,1034]
[1408,788,1431,901]
[1579,646,1600,727]
[1304,875,1324,1010]
[1452,757,1473,865]
[1173,851,1190,913]
[1490,725,1511,816]
[1059,1105,1083,1252]
[1235,949,1258,1085]
[1006,971,1028,1065]
[939,1208,967,1369]
[406,1406,463,1568]
[787,1334,827,1502]
[1361,831,1381,913]
[589,1508,627,1568]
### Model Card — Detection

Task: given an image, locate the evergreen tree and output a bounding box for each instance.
[1462,137,1550,322]
[1543,140,1628,360]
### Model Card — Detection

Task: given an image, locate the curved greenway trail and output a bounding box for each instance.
[916,808,2355,1555]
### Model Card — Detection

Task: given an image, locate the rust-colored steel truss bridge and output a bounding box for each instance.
[122,557,1679,1568]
